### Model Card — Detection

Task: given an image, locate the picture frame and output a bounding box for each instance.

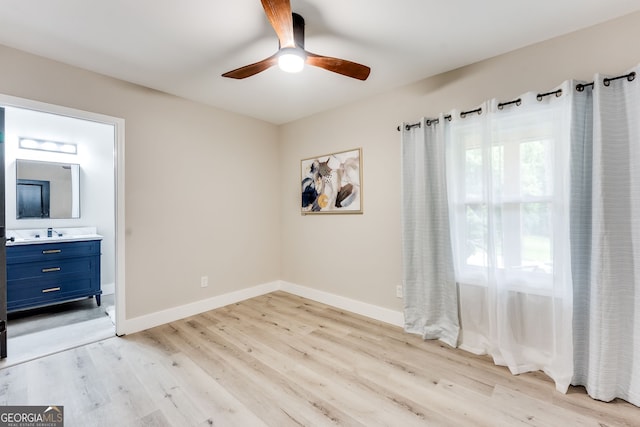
[301,148,363,215]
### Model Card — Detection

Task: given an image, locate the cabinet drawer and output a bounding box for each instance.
[6,240,100,264]
[7,277,98,311]
[6,257,95,281]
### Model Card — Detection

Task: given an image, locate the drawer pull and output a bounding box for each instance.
[42,249,62,254]
[42,267,61,273]
[42,287,61,293]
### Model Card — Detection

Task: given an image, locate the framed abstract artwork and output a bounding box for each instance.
[301,148,362,214]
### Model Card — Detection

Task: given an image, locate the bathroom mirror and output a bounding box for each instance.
[16,159,80,219]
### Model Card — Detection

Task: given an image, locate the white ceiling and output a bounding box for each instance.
[0,0,639,124]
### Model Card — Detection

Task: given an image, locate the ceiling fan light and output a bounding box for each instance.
[278,49,305,73]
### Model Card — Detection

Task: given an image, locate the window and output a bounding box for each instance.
[448,107,562,294]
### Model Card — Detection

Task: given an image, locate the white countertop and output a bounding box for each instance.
[6,227,103,246]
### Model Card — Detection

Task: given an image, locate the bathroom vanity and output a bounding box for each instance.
[5,228,102,313]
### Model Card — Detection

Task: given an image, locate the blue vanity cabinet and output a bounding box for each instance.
[6,240,102,312]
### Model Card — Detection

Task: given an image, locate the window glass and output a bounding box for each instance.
[452,108,558,289]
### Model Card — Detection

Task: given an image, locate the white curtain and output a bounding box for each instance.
[400,67,640,404]
[571,67,640,406]
[445,87,574,392]
[401,117,459,348]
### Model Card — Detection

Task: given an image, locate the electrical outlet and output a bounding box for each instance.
[200,276,209,288]
[396,285,403,298]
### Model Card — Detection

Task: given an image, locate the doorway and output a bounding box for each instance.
[0,95,125,366]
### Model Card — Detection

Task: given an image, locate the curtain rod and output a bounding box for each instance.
[397,122,421,132]
[537,89,562,101]
[398,71,636,131]
[577,71,635,91]
[498,98,521,110]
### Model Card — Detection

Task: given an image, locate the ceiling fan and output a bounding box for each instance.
[222,0,371,81]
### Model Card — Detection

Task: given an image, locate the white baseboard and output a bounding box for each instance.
[118,280,404,335]
[279,281,404,328]
[119,281,280,335]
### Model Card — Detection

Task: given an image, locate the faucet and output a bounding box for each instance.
[47,228,63,238]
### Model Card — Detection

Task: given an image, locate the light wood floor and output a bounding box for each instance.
[1,291,637,426]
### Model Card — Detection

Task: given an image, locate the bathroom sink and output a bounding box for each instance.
[7,233,103,245]
[6,227,103,245]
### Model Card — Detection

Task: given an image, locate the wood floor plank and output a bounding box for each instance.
[233,296,501,404]
[210,298,535,426]
[133,325,182,356]
[122,335,270,427]
[117,343,212,426]
[83,339,158,422]
[489,384,603,426]
[207,310,449,426]
[137,409,173,427]
[261,293,556,404]
[1,291,638,427]
[169,316,365,426]
[209,314,444,425]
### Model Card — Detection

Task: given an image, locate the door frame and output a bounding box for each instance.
[0,94,126,336]
[0,106,6,358]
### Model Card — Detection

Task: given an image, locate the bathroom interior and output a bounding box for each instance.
[2,105,116,366]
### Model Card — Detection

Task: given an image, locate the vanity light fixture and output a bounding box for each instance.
[19,137,78,155]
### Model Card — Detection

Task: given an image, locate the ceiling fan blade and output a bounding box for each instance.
[221,53,279,79]
[306,52,371,81]
[261,0,295,48]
